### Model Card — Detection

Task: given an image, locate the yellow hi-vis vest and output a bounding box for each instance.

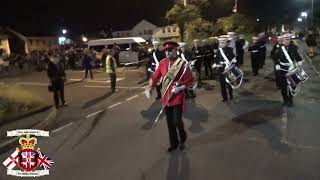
[106,55,116,73]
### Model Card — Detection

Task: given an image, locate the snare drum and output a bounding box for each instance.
[223,64,242,83]
[285,67,308,87]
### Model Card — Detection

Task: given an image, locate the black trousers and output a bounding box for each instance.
[274,66,281,88]
[203,58,213,78]
[53,80,65,108]
[109,73,116,92]
[156,84,162,98]
[219,74,233,100]
[237,53,244,66]
[165,105,187,148]
[278,73,293,104]
[251,58,260,75]
[85,67,93,79]
[195,58,203,81]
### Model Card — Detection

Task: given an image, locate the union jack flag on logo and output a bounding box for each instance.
[38,151,54,170]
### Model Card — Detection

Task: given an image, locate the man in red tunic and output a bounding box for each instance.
[149,41,193,152]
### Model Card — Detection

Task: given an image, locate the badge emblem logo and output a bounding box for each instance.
[3,129,54,177]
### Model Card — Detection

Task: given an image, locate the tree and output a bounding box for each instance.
[166,3,201,41]
[185,18,214,40]
[214,13,258,35]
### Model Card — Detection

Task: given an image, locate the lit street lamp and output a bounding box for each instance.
[301,12,308,18]
[62,29,67,35]
[82,36,88,42]
[257,18,260,22]
[297,18,303,22]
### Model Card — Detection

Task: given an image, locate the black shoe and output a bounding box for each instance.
[230,96,233,100]
[179,144,185,151]
[222,99,228,102]
[156,96,161,100]
[283,101,288,106]
[61,102,68,107]
[287,102,293,107]
[167,146,178,153]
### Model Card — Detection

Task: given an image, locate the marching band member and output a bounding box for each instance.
[213,36,237,102]
[227,32,237,58]
[149,41,193,152]
[258,32,267,68]
[192,39,203,87]
[271,36,284,88]
[274,33,303,107]
[179,42,196,98]
[149,40,166,100]
[248,37,261,76]
[236,35,249,66]
[202,39,214,79]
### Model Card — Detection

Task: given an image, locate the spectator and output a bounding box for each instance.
[47,52,67,109]
[306,31,317,58]
[106,49,117,93]
[82,49,94,79]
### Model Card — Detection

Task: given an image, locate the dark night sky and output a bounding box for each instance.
[0,0,313,36]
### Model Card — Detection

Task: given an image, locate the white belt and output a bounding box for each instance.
[251,50,259,53]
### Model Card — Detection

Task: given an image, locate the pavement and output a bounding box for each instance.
[0,42,320,180]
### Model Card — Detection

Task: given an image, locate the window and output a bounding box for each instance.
[167,28,171,33]
[148,30,153,35]
[162,28,166,33]
[173,27,176,32]
[144,30,148,35]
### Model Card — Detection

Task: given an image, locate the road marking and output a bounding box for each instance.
[84,85,144,89]
[51,122,74,134]
[69,78,83,81]
[86,78,125,84]
[86,110,104,118]
[16,82,49,86]
[126,95,139,101]
[108,102,122,109]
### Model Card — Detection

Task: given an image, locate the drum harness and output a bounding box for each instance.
[279,46,305,96]
[218,48,244,89]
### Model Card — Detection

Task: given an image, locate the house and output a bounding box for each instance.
[112,20,158,40]
[0,35,10,55]
[153,24,181,42]
[26,37,58,52]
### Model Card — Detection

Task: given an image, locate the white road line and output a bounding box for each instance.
[108,102,122,109]
[16,82,49,86]
[84,85,144,89]
[69,78,83,81]
[86,110,104,118]
[51,122,74,134]
[126,95,139,101]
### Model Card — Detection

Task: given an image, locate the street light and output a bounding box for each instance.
[257,18,260,22]
[301,12,308,18]
[62,29,67,35]
[82,36,88,42]
[297,18,303,22]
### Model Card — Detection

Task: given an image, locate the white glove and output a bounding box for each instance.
[231,58,237,64]
[145,86,152,99]
[191,60,196,66]
[171,85,186,94]
[148,68,154,73]
[296,61,303,67]
[275,65,281,71]
[212,63,217,68]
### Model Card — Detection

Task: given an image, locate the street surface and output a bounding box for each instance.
[0,43,320,180]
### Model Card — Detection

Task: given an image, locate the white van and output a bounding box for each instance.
[87,37,147,65]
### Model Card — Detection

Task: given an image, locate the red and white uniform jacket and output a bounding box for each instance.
[152,58,193,111]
